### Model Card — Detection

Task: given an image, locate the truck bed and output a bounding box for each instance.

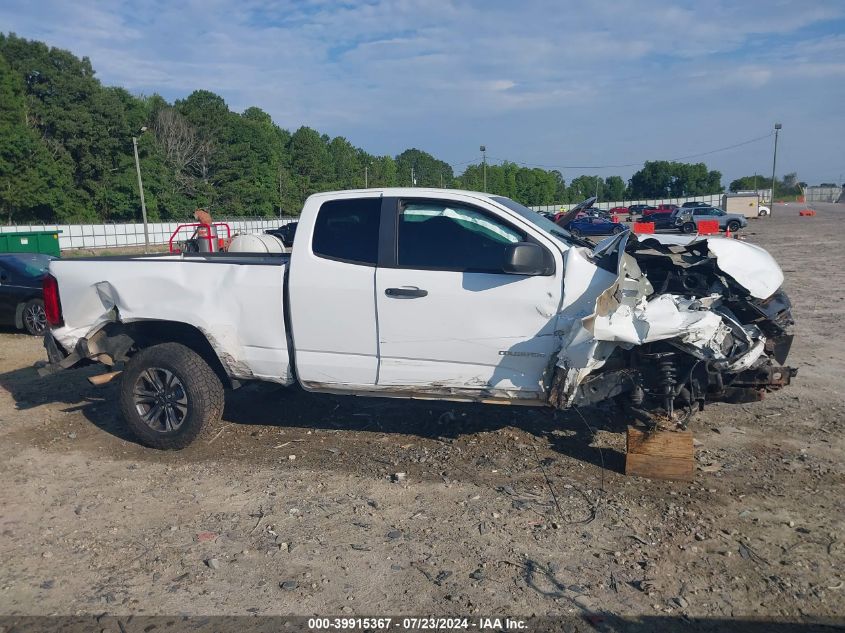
[49,252,294,385]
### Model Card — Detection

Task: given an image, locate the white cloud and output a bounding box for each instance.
[1,0,843,181]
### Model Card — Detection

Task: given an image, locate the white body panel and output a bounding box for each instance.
[50,256,293,384]
[374,268,560,399]
[287,191,381,388]
[632,233,784,299]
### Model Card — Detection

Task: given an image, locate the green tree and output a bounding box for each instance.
[629,161,722,198]
[569,175,603,201]
[395,149,452,188]
[604,175,626,201]
[0,53,82,223]
[289,126,331,201]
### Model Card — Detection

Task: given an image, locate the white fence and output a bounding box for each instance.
[531,193,725,213]
[0,217,297,250]
[804,186,843,203]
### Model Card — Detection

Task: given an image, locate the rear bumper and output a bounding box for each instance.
[38,325,134,377]
[44,330,67,365]
[37,330,80,376]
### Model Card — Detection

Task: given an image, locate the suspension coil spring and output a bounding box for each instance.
[659,359,677,390]
[659,357,677,417]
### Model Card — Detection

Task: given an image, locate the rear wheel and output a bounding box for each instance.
[682,222,696,234]
[726,220,741,232]
[22,299,47,336]
[612,225,625,234]
[119,342,224,449]
[570,228,583,237]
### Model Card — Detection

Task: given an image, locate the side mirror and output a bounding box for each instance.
[503,242,548,276]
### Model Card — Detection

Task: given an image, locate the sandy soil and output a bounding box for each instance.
[0,203,842,625]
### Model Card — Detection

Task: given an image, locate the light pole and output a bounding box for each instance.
[364,162,371,188]
[770,123,781,206]
[480,145,487,192]
[132,126,150,253]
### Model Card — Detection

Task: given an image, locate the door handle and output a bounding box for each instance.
[385,287,428,298]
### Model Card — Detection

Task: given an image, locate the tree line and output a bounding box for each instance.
[1,33,788,225]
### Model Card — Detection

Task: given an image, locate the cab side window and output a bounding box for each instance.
[312,198,381,265]
[397,202,524,273]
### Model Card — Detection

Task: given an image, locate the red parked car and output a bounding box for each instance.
[608,206,628,215]
[645,203,678,216]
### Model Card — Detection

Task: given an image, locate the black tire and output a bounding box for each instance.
[22,298,47,336]
[119,342,224,450]
[570,228,582,237]
[682,222,696,234]
[612,225,625,234]
[726,220,741,232]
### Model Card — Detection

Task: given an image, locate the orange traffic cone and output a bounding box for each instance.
[724,228,731,238]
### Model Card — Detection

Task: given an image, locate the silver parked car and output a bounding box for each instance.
[674,207,748,234]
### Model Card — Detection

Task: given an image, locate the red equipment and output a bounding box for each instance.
[696,220,720,235]
[169,223,232,253]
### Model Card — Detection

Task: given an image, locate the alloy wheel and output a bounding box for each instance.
[133,368,189,432]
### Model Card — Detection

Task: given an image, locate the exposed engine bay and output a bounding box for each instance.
[549,232,797,427]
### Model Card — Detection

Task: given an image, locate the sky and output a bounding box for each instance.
[2,0,844,185]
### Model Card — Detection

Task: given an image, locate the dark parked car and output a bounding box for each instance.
[566,216,629,237]
[265,221,298,247]
[681,201,713,209]
[628,204,657,215]
[641,211,676,230]
[0,253,54,335]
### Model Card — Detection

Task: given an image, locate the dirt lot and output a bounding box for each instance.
[0,203,843,626]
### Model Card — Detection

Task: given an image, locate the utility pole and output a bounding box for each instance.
[480,145,487,192]
[132,127,149,253]
[770,123,781,206]
[365,164,368,188]
[411,166,416,187]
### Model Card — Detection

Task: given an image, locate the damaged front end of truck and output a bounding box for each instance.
[549,232,796,426]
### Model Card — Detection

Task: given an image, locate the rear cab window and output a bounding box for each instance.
[312,198,381,265]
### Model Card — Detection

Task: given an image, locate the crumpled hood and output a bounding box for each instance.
[596,233,784,300]
[549,231,787,408]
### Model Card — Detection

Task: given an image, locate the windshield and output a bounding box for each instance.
[490,196,581,246]
[0,253,54,277]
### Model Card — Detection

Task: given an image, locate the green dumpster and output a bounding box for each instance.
[0,230,62,257]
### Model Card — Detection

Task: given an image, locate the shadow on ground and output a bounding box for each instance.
[0,364,626,475]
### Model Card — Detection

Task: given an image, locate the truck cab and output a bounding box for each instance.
[287,190,574,401]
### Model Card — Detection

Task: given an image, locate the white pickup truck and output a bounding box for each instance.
[40,188,796,449]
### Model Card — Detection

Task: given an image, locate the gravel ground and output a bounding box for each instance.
[0,203,842,626]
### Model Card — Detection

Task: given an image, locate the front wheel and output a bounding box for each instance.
[119,342,224,449]
[612,225,625,234]
[682,222,696,234]
[570,228,583,237]
[22,299,47,335]
[726,220,741,232]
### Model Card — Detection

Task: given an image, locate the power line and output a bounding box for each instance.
[451,131,775,172]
